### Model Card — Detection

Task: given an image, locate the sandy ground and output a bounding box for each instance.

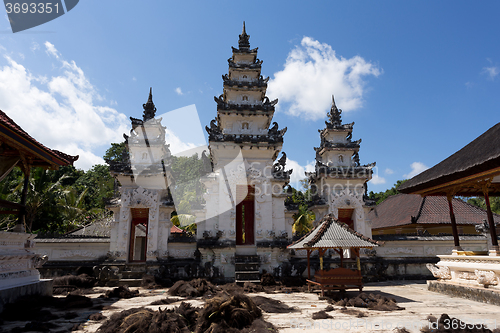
[1,280,499,333]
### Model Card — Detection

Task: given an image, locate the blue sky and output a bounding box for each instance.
[0,1,499,193]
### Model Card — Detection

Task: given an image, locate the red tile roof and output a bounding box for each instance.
[369,194,500,229]
[170,225,184,233]
[0,110,78,167]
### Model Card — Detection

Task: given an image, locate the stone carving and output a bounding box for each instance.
[475,270,498,287]
[256,230,263,238]
[384,247,415,254]
[426,264,451,280]
[169,249,194,258]
[220,253,233,264]
[425,247,436,255]
[146,250,158,257]
[261,253,271,264]
[60,250,95,259]
[267,230,275,238]
[278,253,287,262]
[457,271,476,280]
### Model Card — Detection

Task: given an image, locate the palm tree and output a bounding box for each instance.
[293,206,315,236]
[171,213,196,234]
[57,187,89,232]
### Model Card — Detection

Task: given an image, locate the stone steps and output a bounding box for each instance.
[234,254,260,283]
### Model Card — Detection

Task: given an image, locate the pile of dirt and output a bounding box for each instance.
[141,274,162,289]
[260,273,276,286]
[339,308,367,318]
[243,282,264,293]
[100,286,139,299]
[328,292,404,311]
[421,314,498,333]
[10,321,59,332]
[251,296,299,313]
[96,302,199,333]
[150,298,180,305]
[168,278,219,297]
[312,310,333,320]
[196,294,276,333]
[53,274,96,294]
[89,313,107,321]
[0,294,93,323]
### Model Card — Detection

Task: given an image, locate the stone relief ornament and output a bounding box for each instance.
[267,230,275,238]
[278,253,288,262]
[146,250,158,257]
[457,271,476,280]
[475,270,498,287]
[256,230,263,238]
[260,253,271,264]
[229,230,236,236]
[426,264,451,280]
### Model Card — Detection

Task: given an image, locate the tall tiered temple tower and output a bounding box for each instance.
[307,96,375,238]
[198,23,295,281]
[107,89,175,263]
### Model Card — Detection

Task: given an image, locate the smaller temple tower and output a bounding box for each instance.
[307,96,375,238]
[106,89,175,263]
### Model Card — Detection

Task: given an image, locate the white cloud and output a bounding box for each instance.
[44,41,59,59]
[482,66,499,80]
[370,174,386,185]
[165,129,197,155]
[132,77,137,81]
[0,43,129,170]
[30,42,39,52]
[175,87,183,95]
[285,158,315,189]
[404,162,429,179]
[384,168,394,175]
[268,37,381,121]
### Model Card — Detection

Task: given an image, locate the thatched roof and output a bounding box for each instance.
[398,122,500,196]
[288,214,379,249]
[369,194,500,230]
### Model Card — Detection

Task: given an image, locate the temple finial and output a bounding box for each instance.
[325,94,342,128]
[238,21,250,50]
[143,87,157,121]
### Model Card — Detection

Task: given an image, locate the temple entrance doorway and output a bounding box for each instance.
[236,185,255,246]
[129,208,149,262]
[338,208,354,230]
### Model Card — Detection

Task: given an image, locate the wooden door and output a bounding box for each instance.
[236,185,254,245]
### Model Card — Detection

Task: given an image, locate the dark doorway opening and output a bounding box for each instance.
[129,208,148,262]
[236,185,254,245]
[338,208,355,230]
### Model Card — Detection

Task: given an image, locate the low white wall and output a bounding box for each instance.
[35,238,110,262]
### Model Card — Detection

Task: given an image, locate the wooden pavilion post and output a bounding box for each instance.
[306,249,311,280]
[483,189,499,256]
[446,193,462,253]
[14,161,29,233]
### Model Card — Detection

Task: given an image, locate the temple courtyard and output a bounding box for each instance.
[1,280,499,332]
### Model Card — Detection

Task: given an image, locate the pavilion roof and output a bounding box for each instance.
[398,122,500,196]
[369,194,500,230]
[288,214,379,249]
[0,110,78,170]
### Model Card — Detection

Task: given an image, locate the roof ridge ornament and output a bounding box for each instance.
[143,87,157,121]
[325,94,342,128]
[238,21,250,50]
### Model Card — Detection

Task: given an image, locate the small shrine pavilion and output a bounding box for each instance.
[289,214,379,295]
